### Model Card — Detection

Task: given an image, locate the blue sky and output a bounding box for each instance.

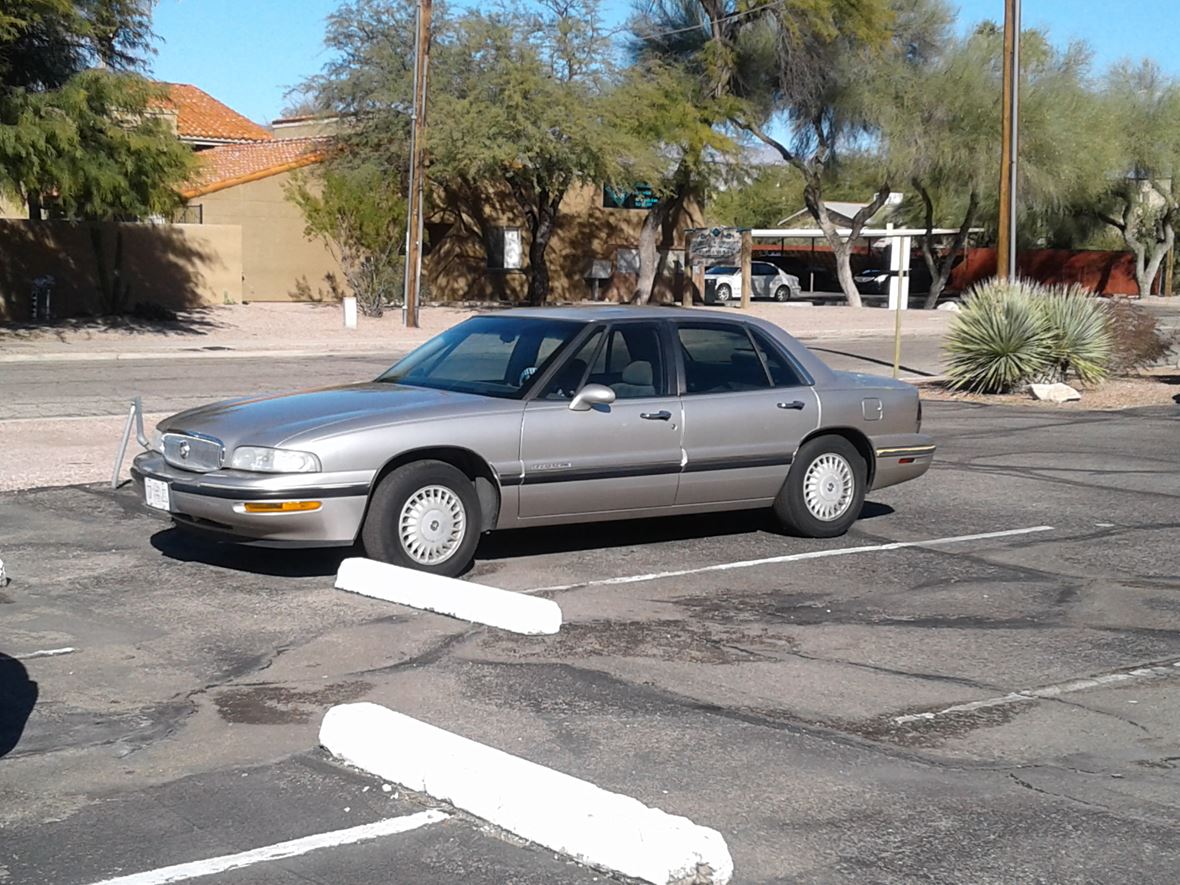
[148,0,1180,126]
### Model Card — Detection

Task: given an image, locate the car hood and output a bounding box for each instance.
[160,383,511,450]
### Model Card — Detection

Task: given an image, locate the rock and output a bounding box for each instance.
[936,301,961,312]
[1029,382,1081,403]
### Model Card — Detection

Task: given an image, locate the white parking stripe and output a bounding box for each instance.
[530,526,1055,593]
[15,646,76,660]
[893,659,1180,725]
[83,810,449,885]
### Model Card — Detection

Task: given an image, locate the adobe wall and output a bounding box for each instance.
[0,220,240,321]
[195,170,347,303]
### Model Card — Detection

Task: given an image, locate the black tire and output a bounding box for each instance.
[361,460,481,577]
[773,435,866,538]
[774,285,790,302]
[715,284,732,303]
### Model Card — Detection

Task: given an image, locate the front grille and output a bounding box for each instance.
[162,432,224,473]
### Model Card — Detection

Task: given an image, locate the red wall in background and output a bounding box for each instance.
[948,248,1141,296]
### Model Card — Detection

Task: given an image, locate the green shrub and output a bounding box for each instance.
[943,279,1054,393]
[943,279,1114,392]
[1035,284,1112,386]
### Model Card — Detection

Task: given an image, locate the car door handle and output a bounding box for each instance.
[777,400,806,410]
[641,410,672,420]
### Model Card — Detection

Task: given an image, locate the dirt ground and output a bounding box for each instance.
[923,371,1180,410]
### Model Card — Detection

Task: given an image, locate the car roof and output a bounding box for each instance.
[494,305,746,322]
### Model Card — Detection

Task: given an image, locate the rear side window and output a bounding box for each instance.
[751,330,807,387]
[677,324,770,394]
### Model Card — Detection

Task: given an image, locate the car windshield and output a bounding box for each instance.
[376,316,582,399]
[706,266,738,275]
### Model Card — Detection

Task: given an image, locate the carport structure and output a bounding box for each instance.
[688,225,981,310]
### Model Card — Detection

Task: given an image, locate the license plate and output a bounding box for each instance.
[144,477,171,512]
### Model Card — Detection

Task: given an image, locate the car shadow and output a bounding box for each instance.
[475,501,894,561]
[149,502,894,577]
[150,528,356,578]
[1,652,38,758]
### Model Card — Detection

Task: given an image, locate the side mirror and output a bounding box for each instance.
[569,383,616,412]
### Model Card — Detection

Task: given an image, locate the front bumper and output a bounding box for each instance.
[131,451,373,546]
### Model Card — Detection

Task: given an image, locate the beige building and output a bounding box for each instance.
[0,85,701,320]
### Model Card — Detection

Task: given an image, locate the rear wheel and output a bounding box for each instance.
[715,283,732,303]
[773,435,866,538]
[361,460,481,577]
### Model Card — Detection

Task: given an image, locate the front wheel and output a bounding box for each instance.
[773,435,866,538]
[774,285,791,302]
[361,460,481,577]
[715,283,732,303]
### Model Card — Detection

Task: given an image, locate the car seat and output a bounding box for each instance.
[612,360,655,398]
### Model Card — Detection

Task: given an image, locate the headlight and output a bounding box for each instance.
[149,428,164,453]
[229,446,321,473]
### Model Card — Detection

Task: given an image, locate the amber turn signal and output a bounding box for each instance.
[242,501,322,513]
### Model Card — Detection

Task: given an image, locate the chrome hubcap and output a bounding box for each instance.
[398,485,466,565]
[802,453,854,521]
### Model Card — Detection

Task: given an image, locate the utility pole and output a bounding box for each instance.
[402,0,433,328]
[996,0,1020,280]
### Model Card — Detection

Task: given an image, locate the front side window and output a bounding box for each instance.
[587,324,667,399]
[541,328,604,400]
[677,323,771,394]
[377,316,581,398]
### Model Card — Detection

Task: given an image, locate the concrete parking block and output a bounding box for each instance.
[321,702,734,885]
[335,557,562,635]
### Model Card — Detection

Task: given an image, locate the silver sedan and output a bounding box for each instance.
[132,306,934,575]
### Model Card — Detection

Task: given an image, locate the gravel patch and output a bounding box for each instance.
[924,373,1180,410]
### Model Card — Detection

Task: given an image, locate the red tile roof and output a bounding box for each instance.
[181,137,329,198]
[158,83,273,144]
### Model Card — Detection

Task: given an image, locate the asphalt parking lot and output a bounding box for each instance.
[2,398,1179,884]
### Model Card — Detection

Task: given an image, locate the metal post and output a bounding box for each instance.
[739,229,752,309]
[891,235,911,378]
[402,0,433,328]
[997,0,1020,280]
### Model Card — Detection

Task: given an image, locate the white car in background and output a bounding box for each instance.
[705,262,803,303]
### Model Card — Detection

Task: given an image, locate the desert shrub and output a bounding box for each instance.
[943,279,1054,392]
[1104,297,1171,373]
[1034,284,1112,385]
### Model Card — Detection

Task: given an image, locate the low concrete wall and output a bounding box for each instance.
[0,220,241,321]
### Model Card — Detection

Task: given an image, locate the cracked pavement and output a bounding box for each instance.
[1,398,1178,883]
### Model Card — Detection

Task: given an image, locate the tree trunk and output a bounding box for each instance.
[915,182,978,309]
[526,205,556,306]
[27,191,42,221]
[633,198,671,304]
[807,181,890,309]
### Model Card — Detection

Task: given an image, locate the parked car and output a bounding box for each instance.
[705,262,803,302]
[132,307,934,576]
[853,268,893,295]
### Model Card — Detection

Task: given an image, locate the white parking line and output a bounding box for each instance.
[83,810,449,885]
[893,659,1180,725]
[15,646,76,660]
[531,526,1055,592]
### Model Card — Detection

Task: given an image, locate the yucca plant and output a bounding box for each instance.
[1034,285,1112,385]
[943,279,1055,393]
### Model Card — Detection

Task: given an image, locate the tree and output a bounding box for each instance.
[430,2,652,305]
[1093,61,1180,297]
[633,0,914,307]
[286,157,407,316]
[610,61,733,303]
[0,1,194,313]
[882,25,1104,306]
